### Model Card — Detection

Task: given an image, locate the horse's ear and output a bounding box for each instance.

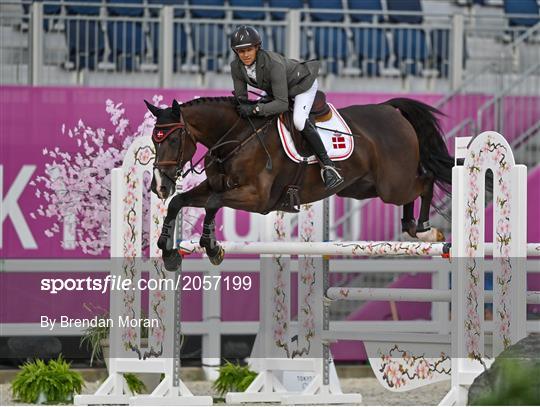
[171,99,181,118]
[144,99,161,117]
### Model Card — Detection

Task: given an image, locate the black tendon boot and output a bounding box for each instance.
[157,218,175,251]
[301,119,344,189]
[158,218,182,271]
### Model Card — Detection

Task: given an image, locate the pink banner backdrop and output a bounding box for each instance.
[1,86,538,352]
[0,86,489,259]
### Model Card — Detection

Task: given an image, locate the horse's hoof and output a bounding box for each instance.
[400,231,419,242]
[435,228,446,242]
[417,228,444,242]
[209,246,225,266]
[162,249,182,271]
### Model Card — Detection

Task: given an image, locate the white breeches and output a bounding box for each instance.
[293,79,318,131]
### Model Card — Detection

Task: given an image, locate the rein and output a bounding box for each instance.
[183,118,273,178]
[153,115,273,181]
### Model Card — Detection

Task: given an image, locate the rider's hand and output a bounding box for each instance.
[237,103,256,118]
[258,96,272,104]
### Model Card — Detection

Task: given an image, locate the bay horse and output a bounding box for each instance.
[145,97,454,271]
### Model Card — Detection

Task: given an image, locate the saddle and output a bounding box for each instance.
[264,91,332,213]
[307,90,333,122]
[279,90,332,157]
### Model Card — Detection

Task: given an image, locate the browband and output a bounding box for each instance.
[152,123,184,143]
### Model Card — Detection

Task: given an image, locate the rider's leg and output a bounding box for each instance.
[301,120,343,189]
[294,80,343,189]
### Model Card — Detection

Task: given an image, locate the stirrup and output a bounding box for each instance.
[321,165,344,189]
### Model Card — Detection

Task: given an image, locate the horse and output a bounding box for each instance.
[145,96,454,271]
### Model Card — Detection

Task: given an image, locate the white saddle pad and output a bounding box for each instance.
[277,103,354,164]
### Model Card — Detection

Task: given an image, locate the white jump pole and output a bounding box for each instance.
[177,240,539,257]
[326,287,540,304]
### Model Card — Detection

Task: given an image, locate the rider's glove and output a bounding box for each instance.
[237,103,257,118]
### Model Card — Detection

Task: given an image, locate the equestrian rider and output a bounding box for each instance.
[230,25,344,190]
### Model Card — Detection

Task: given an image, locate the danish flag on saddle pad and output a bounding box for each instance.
[277,103,354,164]
[332,134,347,150]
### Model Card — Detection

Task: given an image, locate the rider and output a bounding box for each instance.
[230,25,344,190]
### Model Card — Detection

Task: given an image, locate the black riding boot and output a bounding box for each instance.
[301,119,344,189]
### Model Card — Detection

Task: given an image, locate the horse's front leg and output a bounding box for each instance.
[197,184,264,265]
[158,181,213,271]
[199,208,224,265]
[159,183,263,270]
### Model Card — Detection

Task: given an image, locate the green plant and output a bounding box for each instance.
[79,312,110,366]
[11,355,84,404]
[469,359,540,405]
[212,361,257,397]
[79,305,149,366]
[123,373,147,395]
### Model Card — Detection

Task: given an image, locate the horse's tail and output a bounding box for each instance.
[384,98,453,197]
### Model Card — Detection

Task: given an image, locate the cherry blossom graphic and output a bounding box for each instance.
[31,95,206,255]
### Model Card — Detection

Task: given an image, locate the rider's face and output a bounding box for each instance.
[236,45,258,66]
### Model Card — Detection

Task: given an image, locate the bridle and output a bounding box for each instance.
[152,119,196,183]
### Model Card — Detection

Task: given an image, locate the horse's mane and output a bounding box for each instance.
[181,96,237,108]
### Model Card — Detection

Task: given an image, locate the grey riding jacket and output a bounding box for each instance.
[230,49,320,116]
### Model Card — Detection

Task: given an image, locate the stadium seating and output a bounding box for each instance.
[15,0,513,81]
[106,0,144,71]
[189,0,228,71]
[503,0,539,28]
[146,0,187,68]
[386,0,430,76]
[268,0,306,56]
[348,0,389,76]
[65,0,104,70]
[386,0,423,24]
[147,0,185,16]
[392,28,429,75]
[23,0,62,31]
[353,28,390,76]
[430,29,450,78]
[308,0,348,74]
[348,0,384,23]
[230,0,265,21]
[190,0,225,19]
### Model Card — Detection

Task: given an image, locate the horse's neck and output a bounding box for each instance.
[184,104,243,149]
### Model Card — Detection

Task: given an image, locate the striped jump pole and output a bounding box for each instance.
[177,240,539,257]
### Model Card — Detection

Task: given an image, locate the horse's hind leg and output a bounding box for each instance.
[199,208,224,265]
[416,175,445,242]
[401,202,417,240]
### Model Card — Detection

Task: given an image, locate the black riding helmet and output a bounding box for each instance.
[230,25,262,50]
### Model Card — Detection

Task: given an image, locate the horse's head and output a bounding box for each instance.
[145,99,197,199]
